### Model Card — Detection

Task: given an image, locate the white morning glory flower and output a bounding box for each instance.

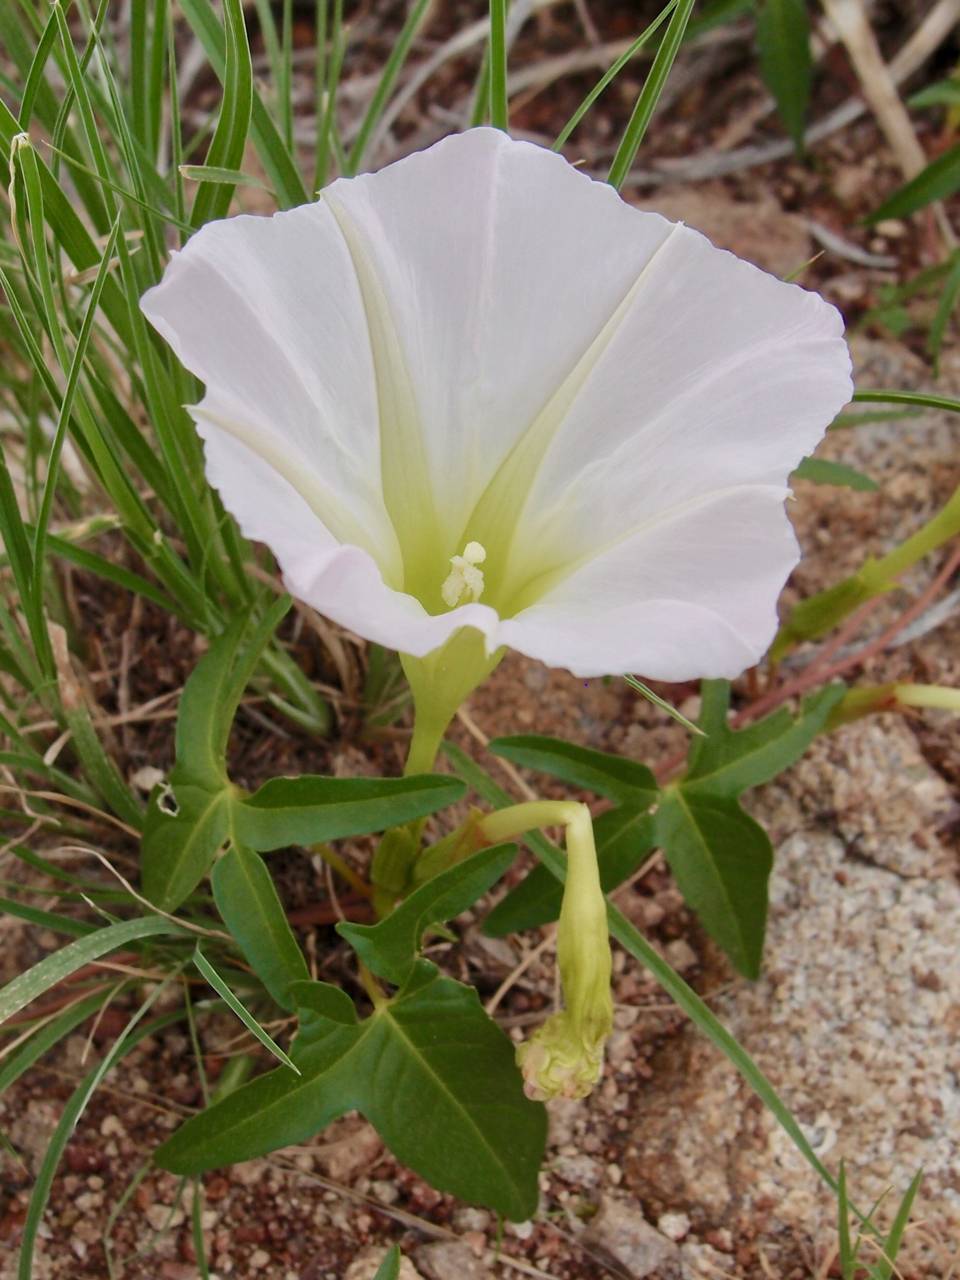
[141,129,852,692]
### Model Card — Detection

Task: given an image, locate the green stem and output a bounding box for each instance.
[478,799,581,843]
[895,682,960,712]
[864,485,960,587]
[403,707,450,777]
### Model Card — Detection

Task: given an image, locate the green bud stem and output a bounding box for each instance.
[828,681,960,727]
[895,683,960,712]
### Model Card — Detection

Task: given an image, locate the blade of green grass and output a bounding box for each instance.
[178,0,309,208]
[346,0,433,174]
[192,946,301,1074]
[17,991,186,1280]
[868,1169,922,1280]
[853,388,960,414]
[0,916,187,1025]
[489,0,509,131]
[554,0,678,150]
[190,0,253,227]
[607,0,695,190]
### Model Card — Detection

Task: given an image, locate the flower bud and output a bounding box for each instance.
[517,804,613,1101]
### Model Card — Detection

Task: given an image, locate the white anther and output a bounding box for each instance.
[441,540,488,609]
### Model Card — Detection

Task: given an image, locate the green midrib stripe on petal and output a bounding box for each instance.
[323,193,446,604]
[458,223,684,611]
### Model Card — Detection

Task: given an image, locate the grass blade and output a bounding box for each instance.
[607,0,695,189]
[0,916,186,1025]
[192,946,301,1074]
[16,994,186,1280]
[853,388,960,414]
[865,144,960,224]
[346,0,433,173]
[554,1,678,150]
[868,1169,923,1280]
[488,0,509,131]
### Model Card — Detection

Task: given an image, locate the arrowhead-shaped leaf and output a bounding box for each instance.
[654,789,772,978]
[338,843,516,983]
[232,774,465,850]
[156,962,545,1220]
[174,599,290,791]
[489,734,657,805]
[141,775,232,911]
[685,681,844,799]
[212,842,309,1010]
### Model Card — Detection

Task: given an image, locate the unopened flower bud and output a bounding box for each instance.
[517,803,613,1101]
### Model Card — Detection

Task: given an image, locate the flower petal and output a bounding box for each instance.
[198,418,505,659]
[500,486,805,680]
[504,222,852,594]
[320,128,675,542]
[140,201,401,577]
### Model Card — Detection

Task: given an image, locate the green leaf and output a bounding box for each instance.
[443,747,841,1202]
[232,774,465,851]
[189,0,253,226]
[866,144,960,223]
[756,0,812,154]
[852,388,960,414]
[179,164,270,190]
[212,842,309,1010]
[909,80,960,110]
[176,600,290,791]
[178,0,308,207]
[488,0,509,130]
[483,804,656,937]
[290,979,359,1038]
[654,789,771,978]
[553,0,680,150]
[868,1169,923,1280]
[0,917,186,1025]
[607,0,696,189]
[373,1247,401,1280]
[338,843,516,983]
[156,961,545,1220]
[0,990,110,1095]
[489,735,658,805]
[140,777,232,911]
[836,1163,856,1279]
[684,681,845,799]
[793,457,878,492]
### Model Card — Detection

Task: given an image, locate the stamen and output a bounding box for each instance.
[441,541,487,608]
